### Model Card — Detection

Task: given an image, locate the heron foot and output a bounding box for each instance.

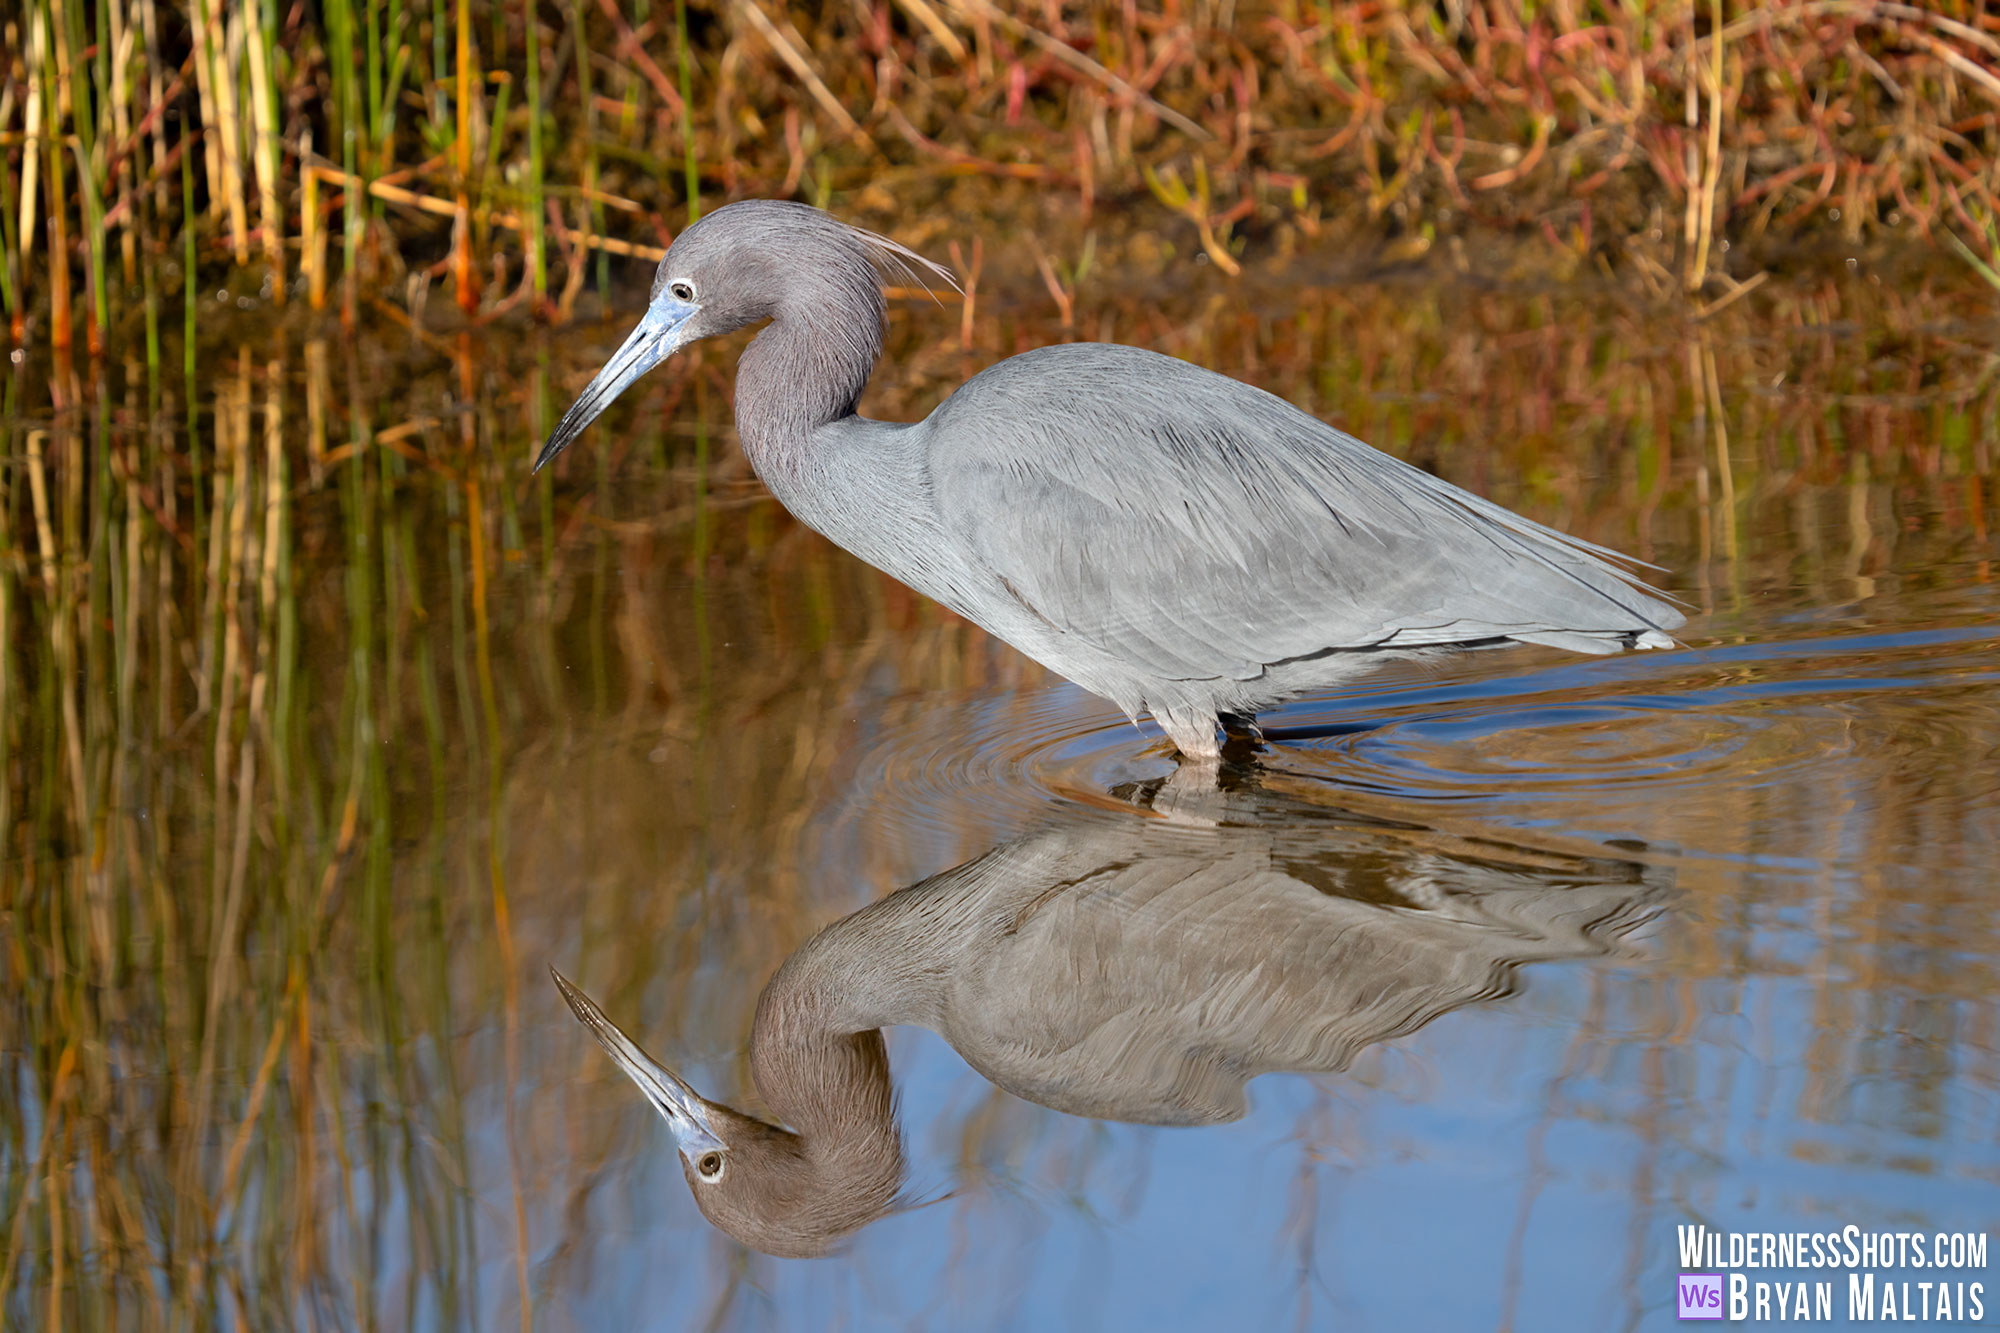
[1218,711,1264,741]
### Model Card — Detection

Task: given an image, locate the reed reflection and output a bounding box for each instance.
[557,780,1668,1258]
[5,270,1993,1325]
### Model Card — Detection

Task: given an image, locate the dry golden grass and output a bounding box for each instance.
[3,0,1999,350]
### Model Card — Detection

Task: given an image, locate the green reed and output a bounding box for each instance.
[675,0,698,223]
[524,0,547,298]
[0,122,18,337]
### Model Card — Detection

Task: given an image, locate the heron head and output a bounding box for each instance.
[531,223,736,473]
[533,201,952,472]
[551,968,901,1258]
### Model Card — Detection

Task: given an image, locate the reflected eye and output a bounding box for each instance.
[671,282,695,302]
[695,1151,725,1182]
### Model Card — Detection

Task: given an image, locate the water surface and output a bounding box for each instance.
[3,264,1996,1329]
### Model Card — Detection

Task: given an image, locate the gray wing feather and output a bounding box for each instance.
[927,344,1682,685]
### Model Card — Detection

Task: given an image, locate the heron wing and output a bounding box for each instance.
[926,344,1681,685]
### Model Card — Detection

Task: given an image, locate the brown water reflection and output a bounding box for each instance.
[3,264,1996,1328]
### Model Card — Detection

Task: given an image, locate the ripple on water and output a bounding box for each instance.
[840,620,2000,865]
[842,684,1173,844]
[1265,621,2000,854]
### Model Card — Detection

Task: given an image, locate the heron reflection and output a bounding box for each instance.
[556,788,1667,1258]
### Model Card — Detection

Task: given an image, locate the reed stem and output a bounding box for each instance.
[676,0,698,222]
[525,0,547,301]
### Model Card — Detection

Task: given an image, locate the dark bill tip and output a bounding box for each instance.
[532,406,590,474]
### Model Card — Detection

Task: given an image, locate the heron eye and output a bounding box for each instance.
[695,1152,725,1182]
[670,282,695,302]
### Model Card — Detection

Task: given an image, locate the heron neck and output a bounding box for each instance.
[748,977,900,1168]
[733,303,881,472]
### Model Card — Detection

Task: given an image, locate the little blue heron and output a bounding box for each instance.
[552,793,1664,1256]
[537,200,1684,759]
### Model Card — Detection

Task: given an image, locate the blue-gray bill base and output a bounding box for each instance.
[536,200,1685,759]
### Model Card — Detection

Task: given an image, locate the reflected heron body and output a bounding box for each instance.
[538,201,1684,759]
[554,793,1667,1256]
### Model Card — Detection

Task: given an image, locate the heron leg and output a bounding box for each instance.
[1152,705,1222,762]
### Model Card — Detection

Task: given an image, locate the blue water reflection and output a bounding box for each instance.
[535,602,1999,1329]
